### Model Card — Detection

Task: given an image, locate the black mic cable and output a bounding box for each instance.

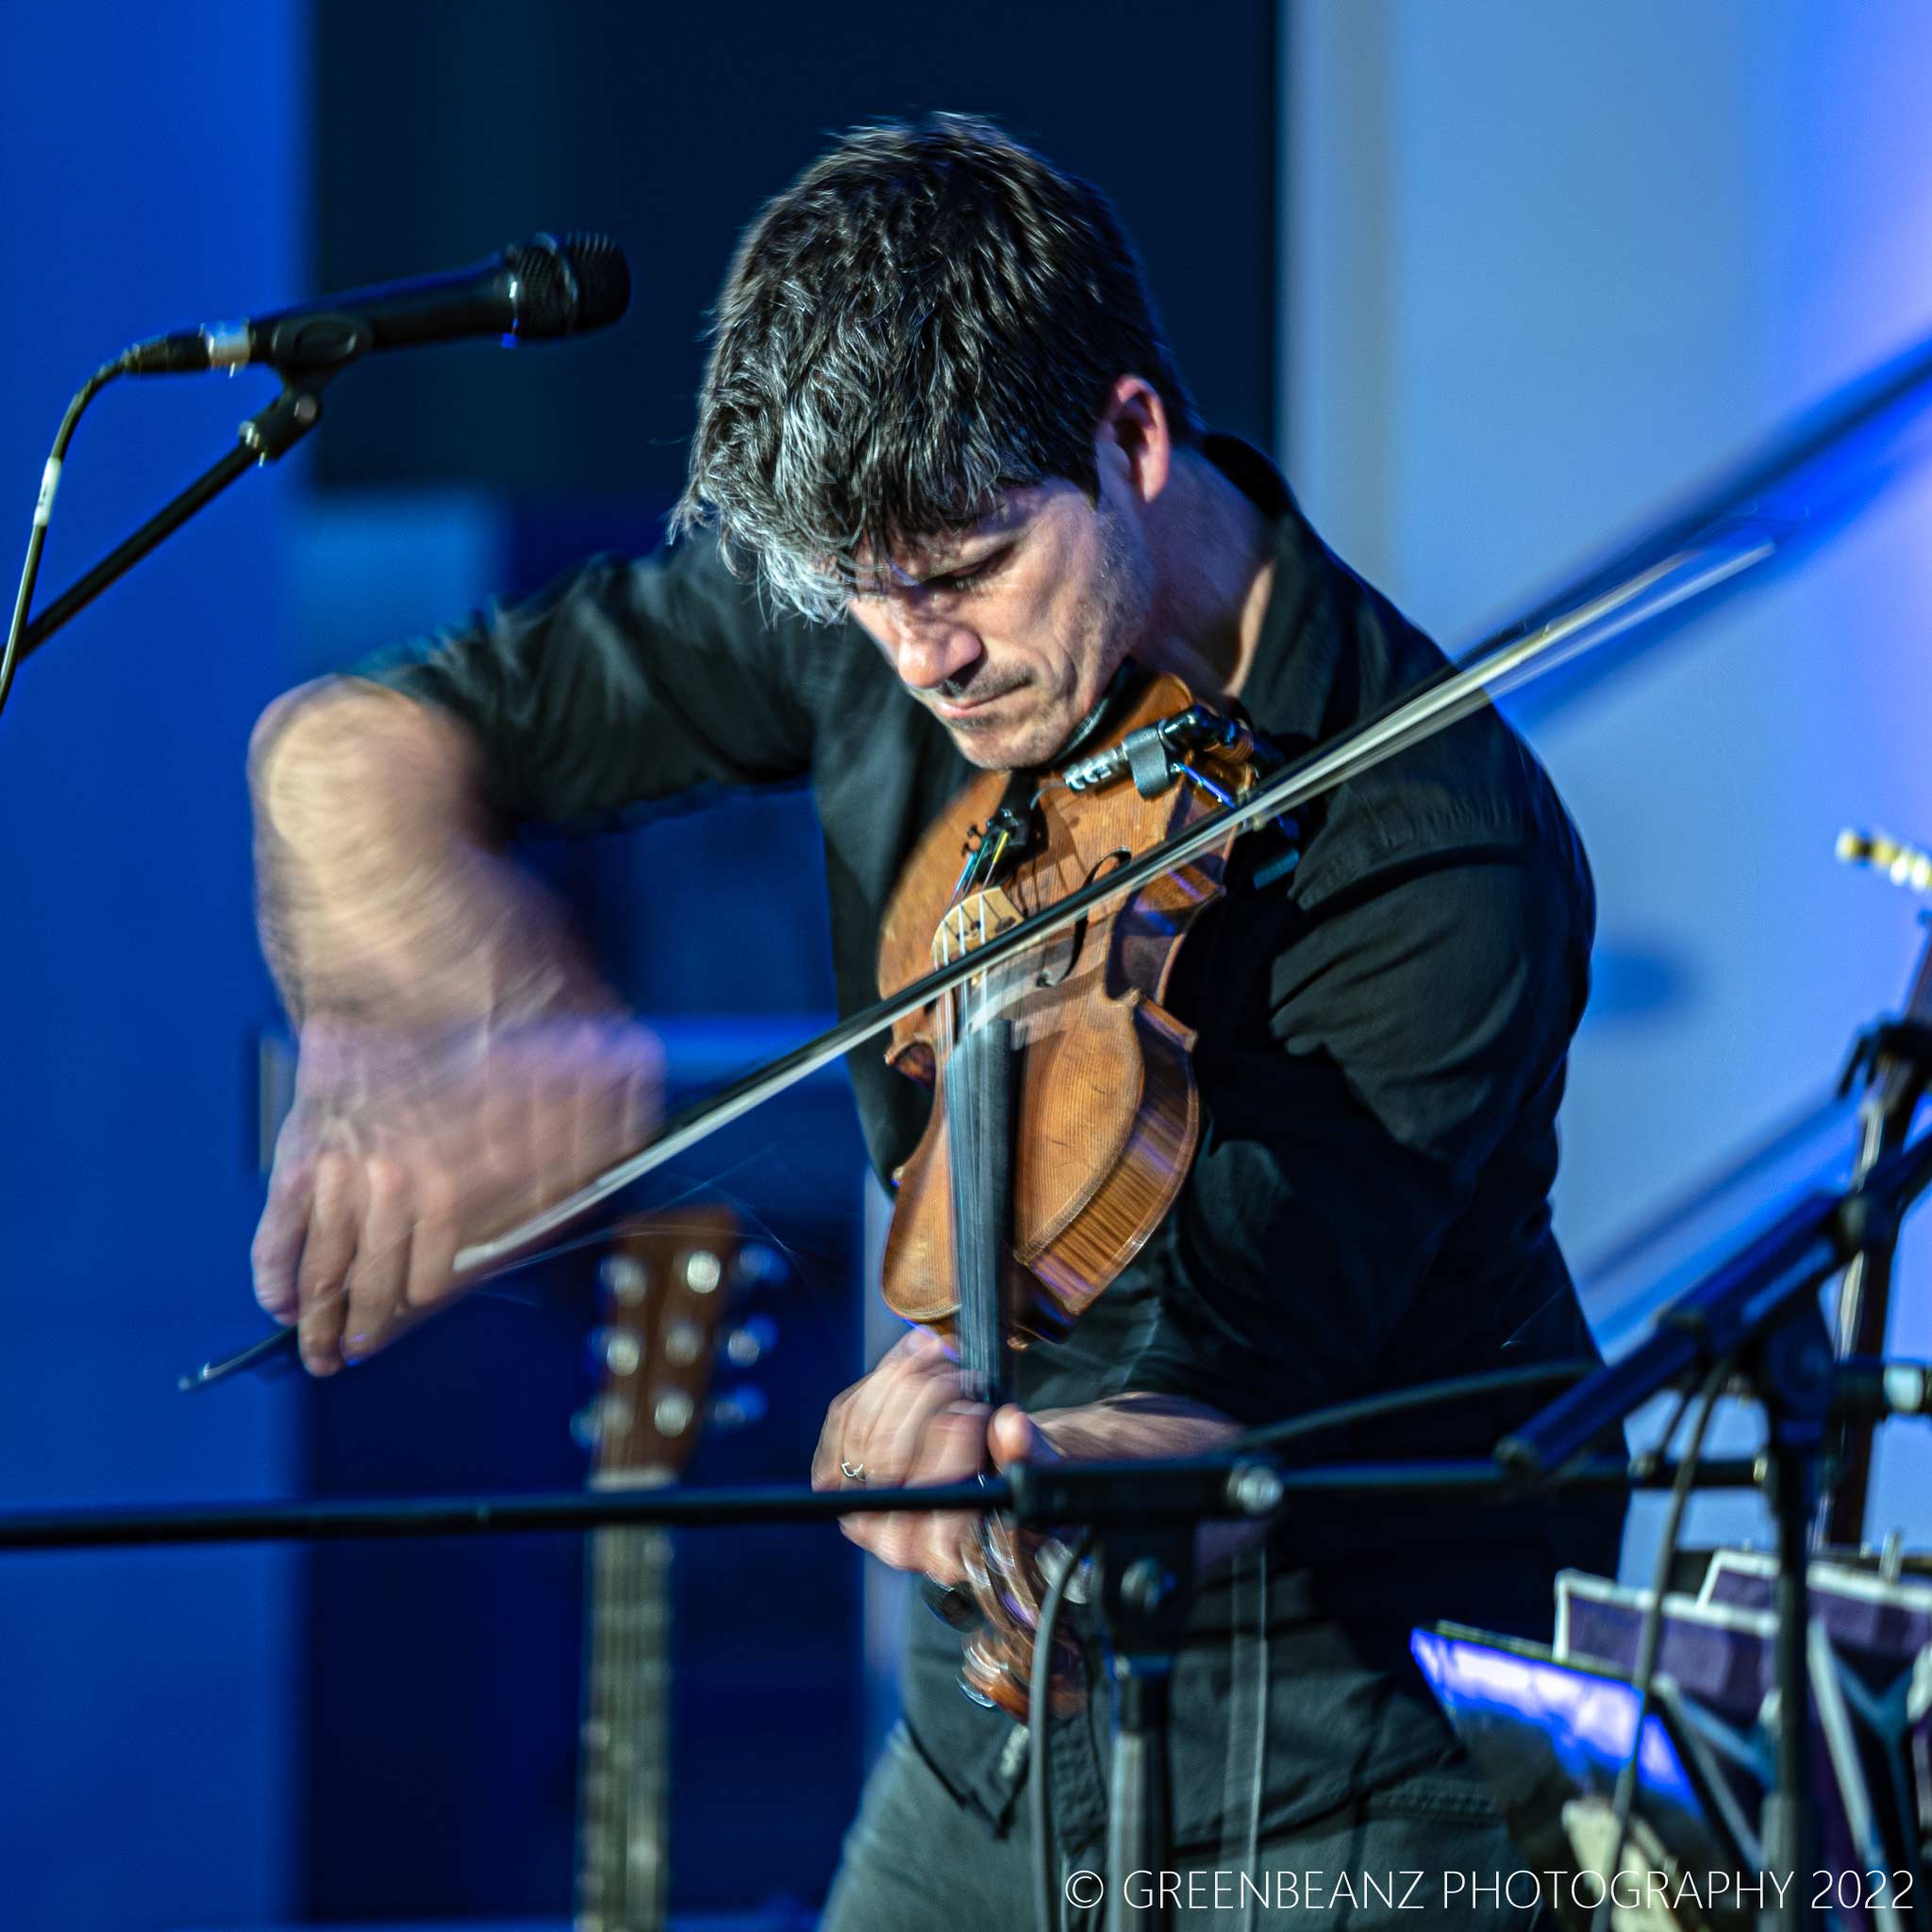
[1,358,124,730]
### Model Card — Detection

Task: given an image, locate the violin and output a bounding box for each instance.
[874,667,1278,1715]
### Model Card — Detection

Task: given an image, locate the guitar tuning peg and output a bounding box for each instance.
[586,1326,641,1376]
[653,1388,696,1438]
[663,1317,706,1366]
[598,1253,648,1306]
[723,1315,778,1367]
[735,1241,790,1288]
[575,1391,633,1450]
[707,1385,768,1431]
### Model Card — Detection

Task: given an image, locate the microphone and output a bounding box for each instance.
[118,232,630,376]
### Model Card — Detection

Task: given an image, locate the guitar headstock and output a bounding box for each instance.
[575,1204,782,1486]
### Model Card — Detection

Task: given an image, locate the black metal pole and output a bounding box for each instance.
[1495,1191,1844,1477]
[1740,1307,1837,1932]
[0,1454,1744,1556]
[12,376,329,669]
[1505,1139,1899,1932]
[1762,1433,1818,1932]
[1824,967,1932,1545]
[1107,1657,1174,1932]
[0,1474,1002,1551]
[1099,1525,1193,1932]
[14,443,257,663]
[1501,1122,1932,1483]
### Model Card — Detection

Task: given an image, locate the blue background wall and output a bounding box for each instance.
[0,9,307,1929]
[1286,0,1932,1557]
[0,3,1277,1925]
[5,3,1932,1924]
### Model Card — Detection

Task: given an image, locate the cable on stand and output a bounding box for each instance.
[2,360,123,727]
[1823,829,1932,1547]
[1500,1123,1932,1932]
[1588,1353,1737,1932]
[0,365,337,739]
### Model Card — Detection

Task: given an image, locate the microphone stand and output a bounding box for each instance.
[1499,1124,1932,1932]
[1823,906,1932,1545]
[10,369,336,671]
[0,1444,1757,1932]
[1097,1525,1193,1932]
[0,1450,1724,1555]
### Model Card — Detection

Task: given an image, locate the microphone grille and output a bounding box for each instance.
[504,233,631,340]
[559,233,631,331]
[504,239,579,336]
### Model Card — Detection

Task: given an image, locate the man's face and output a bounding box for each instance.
[844,470,1153,772]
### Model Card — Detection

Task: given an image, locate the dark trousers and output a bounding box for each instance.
[820,1722,1553,1931]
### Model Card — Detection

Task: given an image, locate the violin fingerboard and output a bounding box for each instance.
[946,1011,1015,1410]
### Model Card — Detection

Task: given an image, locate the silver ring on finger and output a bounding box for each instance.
[840,1459,867,1485]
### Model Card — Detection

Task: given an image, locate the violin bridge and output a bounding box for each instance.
[931,885,1026,967]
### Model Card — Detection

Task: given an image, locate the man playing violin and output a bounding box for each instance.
[251,117,1617,1928]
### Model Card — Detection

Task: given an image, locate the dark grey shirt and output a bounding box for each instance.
[366,436,1622,1847]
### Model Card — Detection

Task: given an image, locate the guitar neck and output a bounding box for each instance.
[572,1203,757,1932]
[575,1521,674,1932]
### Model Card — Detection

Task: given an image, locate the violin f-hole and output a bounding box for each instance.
[1034,848,1129,988]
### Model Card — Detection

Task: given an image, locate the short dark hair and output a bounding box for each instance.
[672,114,1201,622]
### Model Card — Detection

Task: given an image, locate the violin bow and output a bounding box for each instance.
[185,323,1932,1387]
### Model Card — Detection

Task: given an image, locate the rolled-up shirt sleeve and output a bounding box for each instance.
[357,527,821,831]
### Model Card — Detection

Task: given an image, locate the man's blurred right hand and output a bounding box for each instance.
[247,678,660,1374]
[254,1008,660,1374]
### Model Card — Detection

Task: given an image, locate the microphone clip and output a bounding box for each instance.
[237,367,339,463]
